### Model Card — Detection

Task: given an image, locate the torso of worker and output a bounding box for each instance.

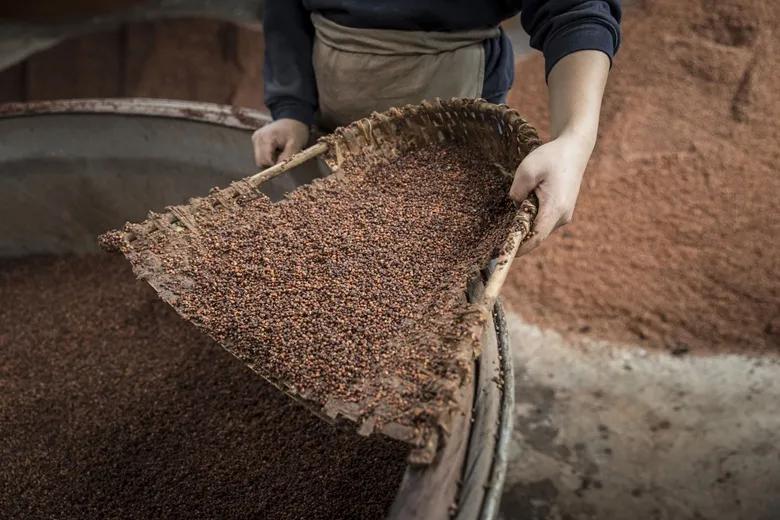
[263,1,622,129]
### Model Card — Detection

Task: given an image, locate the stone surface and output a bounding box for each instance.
[501,311,780,520]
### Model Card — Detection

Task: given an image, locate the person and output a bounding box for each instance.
[252,1,621,254]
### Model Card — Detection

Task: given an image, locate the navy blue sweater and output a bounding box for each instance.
[264,1,622,125]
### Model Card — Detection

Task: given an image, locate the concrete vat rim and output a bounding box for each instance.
[0,97,272,130]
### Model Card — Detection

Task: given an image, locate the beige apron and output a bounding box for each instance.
[311,13,500,129]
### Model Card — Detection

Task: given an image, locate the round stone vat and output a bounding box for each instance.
[0,98,514,519]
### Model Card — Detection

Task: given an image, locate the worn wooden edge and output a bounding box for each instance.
[387,274,489,520]
[481,196,538,311]
[247,142,329,186]
[386,366,475,519]
[103,98,540,463]
[114,142,329,243]
[454,284,502,519]
[478,298,515,520]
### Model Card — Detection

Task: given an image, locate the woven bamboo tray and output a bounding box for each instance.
[104,98,540,463]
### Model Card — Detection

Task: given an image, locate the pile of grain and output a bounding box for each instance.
[107,143,516,446]
[0,255,406,519]
[505,0,779,354]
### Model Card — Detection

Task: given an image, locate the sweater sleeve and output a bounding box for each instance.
[263,0,318,124]
[520,0,622,79]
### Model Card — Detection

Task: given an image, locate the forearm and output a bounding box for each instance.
[263,0,317,124]
[547,49,610,148]
[520,0,621,144]
[510,1,620,254]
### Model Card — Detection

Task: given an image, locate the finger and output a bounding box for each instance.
[252,132,265,167]
[276,138,301,164]
[509,158,541,203]
[517,192,560,256]
[257,139,279,168]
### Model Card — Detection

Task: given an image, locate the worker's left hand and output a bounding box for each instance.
[252,118,310,167]
[509,133,593,255]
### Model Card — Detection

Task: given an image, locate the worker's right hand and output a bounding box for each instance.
[252,118,310,167]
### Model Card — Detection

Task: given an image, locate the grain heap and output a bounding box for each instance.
[103,141,519,455]
[0,255,407,519]
[505,0,779,354]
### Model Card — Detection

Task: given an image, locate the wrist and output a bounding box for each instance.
[276,118,309,131]
[555,128,597,154]
[269,101,315,126]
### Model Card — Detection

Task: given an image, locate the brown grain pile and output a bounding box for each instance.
[106,144,516,447]
[0,255,407,519]
[505,0,779,354]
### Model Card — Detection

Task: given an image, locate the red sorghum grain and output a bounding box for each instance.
[504,0,780,354]
[0,255,407,519]
[108,143,517,445]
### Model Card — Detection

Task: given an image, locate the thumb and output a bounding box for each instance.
[509,156,542,203]
[517,189,558,256]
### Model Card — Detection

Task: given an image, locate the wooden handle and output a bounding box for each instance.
[247,142,329,187]
[482,233,523,309]
[479,196,538,311]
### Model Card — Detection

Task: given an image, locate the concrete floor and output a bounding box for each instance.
[500,311,780,520]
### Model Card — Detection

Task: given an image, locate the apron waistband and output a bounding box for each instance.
[311,13,500,55]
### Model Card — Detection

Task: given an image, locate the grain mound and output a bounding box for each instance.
[103,143,518,455]
[0,255,407,519]
[505,0,779,354]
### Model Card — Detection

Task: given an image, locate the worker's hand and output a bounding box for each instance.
[252,118,310,167]
[509,133,593,255]
[510,50,610,255]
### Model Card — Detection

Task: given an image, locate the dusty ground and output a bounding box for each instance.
[501,312,780,520]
